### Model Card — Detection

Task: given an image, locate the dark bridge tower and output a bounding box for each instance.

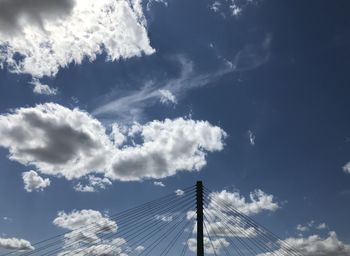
[196,181,204,256]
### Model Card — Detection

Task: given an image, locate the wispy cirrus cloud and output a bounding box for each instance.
[93,35,271,121]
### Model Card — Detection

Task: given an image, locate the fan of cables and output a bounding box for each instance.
[201,186,304,256]
[1,184,304,256]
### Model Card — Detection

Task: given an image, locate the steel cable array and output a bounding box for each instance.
[1,183,305,256]
[202,186,304,256]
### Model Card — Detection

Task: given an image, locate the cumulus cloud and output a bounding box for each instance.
[110,124,127,148]
[0,103,114,180]
[0,0,154,78]
[175,189,185,196]
[342,162,350,174]
[210,1,222,13]
[297,224,310,232]
[296,220,327,233]
[57,238,127,256]
[186,188,279,242]
[53,209,117,245]
[52,210,137,255]
[153,181,165,187]
[158,89,177,105]
[22,170,51,192]
[188,237,229,254]
[0,103,226,187]
[248,130,255,145]
[31,79,58,95]
[210,0,259,17]
[317,223,327,230]
[134,245,145,253]
[0,0,74,34]
[108,118,226,181]
[258,232,350,256]
[3,217,12,222]
[203,214,258,238]
[208,189,279,216]
[53,209,117,232]
[0,237,34,251]
[155,214,173,222]
[74,175,112,192]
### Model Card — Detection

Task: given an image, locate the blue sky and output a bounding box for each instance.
[0,0,350,255]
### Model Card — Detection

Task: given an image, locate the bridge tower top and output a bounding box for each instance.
[196,181,204,256]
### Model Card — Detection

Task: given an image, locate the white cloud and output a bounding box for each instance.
[317,223,327,230]
[210,1,222,13]
[258,232,350,256]
[110,124,127,148]
[189,189,280,240]
[52,210,135,255]
[296,220,327,233]
[0,103,226,187]
[108,118,227,181]
[0,103,115,180]
[0,237,34,251]
[3,217,12,222]
[230,3,242,16]
[22,170,51,192]
[0,0,74,34]
[53,209,117,246]
[210,0,259,17]
[74,175,112,192]
[342,162,350,173]
[209,189,279,216]
[93,37,270,121]
[158,89,177,104]
[248,130,255,145]
[155,214,173,222]
[57,238,127,256]
[188,237,229,254]
[146,0,168,11]
[0,0,154,78]
[203,213,257,238]
[53,209,117,232]
[134,245,145,253]
[186,189,279,241]
[153,181,165,187]
[175,189,185,196]
[297,224,310,232]
[93,57,231,119]
[31,79,58,95]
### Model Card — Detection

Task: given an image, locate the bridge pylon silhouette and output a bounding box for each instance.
[196,181,204,256]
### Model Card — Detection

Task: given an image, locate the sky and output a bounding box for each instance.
[0,0,350,255]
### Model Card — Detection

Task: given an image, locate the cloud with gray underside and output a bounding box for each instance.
[0,0,75,34]
[0,103,226,187]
